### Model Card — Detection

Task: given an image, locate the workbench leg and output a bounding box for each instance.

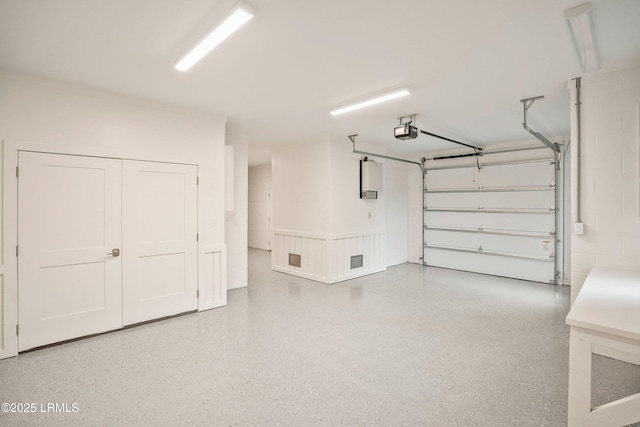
[568,328,593,427]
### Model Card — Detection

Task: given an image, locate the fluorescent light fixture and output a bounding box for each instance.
[174,1,255,72]
[565,2,600,73]
[330,87,410,116]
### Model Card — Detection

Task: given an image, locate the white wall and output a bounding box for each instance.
[271,136,388,283]
[328,137,386,234]
[385,159,409,266]
[248,164,272,250]
[225,133,248,290]
[272,136,331,234]
[0,71,228,358]
[271,137,331,283]
[568,61,640,303]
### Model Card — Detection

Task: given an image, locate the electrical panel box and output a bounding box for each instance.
[360,159,382,199]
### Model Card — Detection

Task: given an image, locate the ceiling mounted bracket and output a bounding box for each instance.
[520,96,560,153]
[398,114,417,126]
[346,134,424,169]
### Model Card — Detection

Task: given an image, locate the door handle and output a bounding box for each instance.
[107,248,120,257]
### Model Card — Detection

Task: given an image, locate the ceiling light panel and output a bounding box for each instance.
[175,1,255,72]
[565,2,600,73]
[330,87,410,116]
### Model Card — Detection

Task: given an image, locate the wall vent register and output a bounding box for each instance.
[288,253,301,268]
[350,255,364,269]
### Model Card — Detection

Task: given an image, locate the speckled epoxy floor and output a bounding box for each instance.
[1,248,639,426]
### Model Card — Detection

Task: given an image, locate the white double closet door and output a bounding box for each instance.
[18,152,198,351]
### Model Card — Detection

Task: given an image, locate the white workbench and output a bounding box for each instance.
[566,267,640,427]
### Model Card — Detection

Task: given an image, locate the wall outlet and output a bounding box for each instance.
[574,222,584,235]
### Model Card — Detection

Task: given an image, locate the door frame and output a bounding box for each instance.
[1,139,225,359]
[268,187,272,251]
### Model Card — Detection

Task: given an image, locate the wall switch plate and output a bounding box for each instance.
[574,222,584,235]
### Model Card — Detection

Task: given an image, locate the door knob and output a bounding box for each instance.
[107,248,120,257]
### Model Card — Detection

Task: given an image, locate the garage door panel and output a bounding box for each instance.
[426,169,480,188]
[426,193,484,208]
[481,192,553,209]
[426,230,555,256]
[426,211,554,233]
[425,248,554,283]
[427,191,554,209]
[473,163,554,187]
[426,162,554,189]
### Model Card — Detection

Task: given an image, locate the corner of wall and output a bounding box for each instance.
[225,133,249,290]
[569,61,640,300]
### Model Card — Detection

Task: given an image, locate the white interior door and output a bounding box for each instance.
[122,160,198,325]
[18,152,123,351]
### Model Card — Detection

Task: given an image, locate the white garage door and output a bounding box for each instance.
[424,159,557,283]
[18,152,198,351]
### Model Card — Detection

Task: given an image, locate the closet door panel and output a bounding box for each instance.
[122,160,198,325]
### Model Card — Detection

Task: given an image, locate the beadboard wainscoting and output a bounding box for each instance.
[330,233,386,283]
[271,229,386,284]
[272,230,328,282]
[200,244,227,311]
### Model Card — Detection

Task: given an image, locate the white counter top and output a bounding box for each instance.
[566,267,640,341]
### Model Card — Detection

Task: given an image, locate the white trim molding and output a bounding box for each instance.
[200,244,228,310]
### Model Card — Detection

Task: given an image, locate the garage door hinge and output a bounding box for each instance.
[16,245,18,257]
[197,176,199,186]
[197,290,199,298]
[196,233,199,242]
[16,166,19,178]
[16,324,19,335]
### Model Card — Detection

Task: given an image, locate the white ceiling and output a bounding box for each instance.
[1,0,639,165]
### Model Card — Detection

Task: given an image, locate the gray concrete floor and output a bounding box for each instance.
[1,248,638,426]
